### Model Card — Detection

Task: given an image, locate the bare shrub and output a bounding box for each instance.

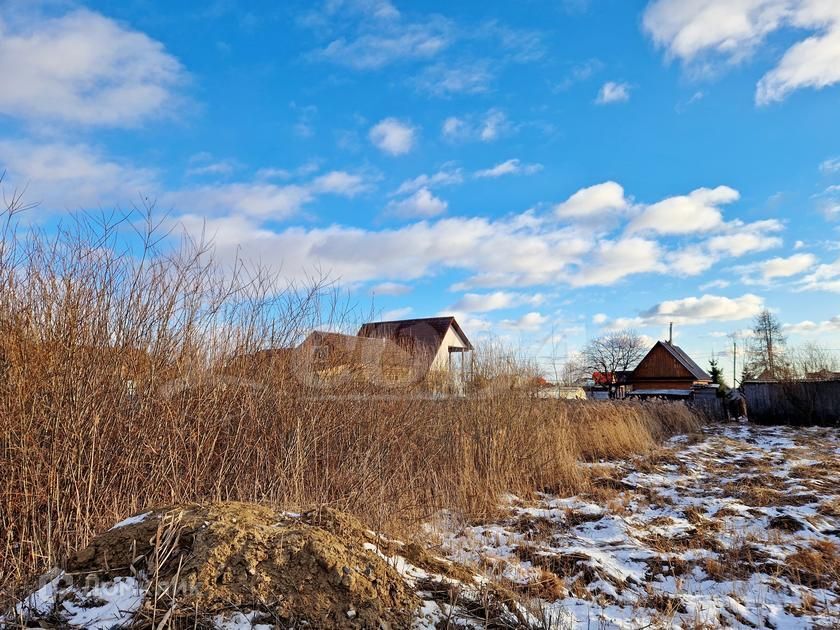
[0,203,702,606]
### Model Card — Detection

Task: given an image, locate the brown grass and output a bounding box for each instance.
[0,206,702,607]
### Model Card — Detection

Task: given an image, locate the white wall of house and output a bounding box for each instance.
[431,326,470,371]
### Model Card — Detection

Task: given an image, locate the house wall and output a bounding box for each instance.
[633,345,693,382]
[743,380,840,426]
[633,379,697,390]
[431,326,470,371]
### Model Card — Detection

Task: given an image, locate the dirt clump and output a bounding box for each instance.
[66,502,420,628]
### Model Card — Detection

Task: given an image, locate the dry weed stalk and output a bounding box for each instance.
[0,201,702,607]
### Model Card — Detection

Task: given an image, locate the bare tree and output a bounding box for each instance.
[560,352,587,386]
[582,330,647,398]
[745,309,787,379]
[790,341,838,378]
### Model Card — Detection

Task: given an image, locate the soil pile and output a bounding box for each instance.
[10,502,539,629]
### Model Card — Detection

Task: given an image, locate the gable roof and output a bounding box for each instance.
[357,316,473,352]
[657,340,712,382]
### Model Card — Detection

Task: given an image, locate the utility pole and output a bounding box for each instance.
[733,338,737,388]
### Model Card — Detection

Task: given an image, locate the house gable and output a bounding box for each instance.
[632,341,711,387]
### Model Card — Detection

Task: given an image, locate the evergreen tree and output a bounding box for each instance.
[709,358,724,385]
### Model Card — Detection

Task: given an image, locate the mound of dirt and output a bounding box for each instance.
[11,502,540,629]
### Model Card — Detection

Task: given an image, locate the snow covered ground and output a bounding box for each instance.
[434,422,840,629]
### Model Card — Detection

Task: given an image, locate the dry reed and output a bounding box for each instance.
[0,203,701,606]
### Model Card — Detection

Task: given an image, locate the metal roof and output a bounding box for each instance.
[658,340,712,382]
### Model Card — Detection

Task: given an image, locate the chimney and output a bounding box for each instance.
[669,322,673,344]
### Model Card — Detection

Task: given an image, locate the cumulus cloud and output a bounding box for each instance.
[704,219,784,256]
[554,181,629,219]
[369,118,416,155]
[0,139,157,209]
[799,256,840,292]
[475,159,542,179]
[450,291,543,313]
[571,237,663,287]
[0,7,184,127]
[737,253,817,284]
[310,170,370,196]
[666,219,784,276]
[628,186,739,235]
[501,311,549,332]
[595,81,632,104]
[385,187,448,218]
[784,314,840,334]
[165,170,369,220]
[643,0,840,105]
[601,294,765,330]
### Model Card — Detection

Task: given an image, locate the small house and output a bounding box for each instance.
[357,316,473,386]
[628,340,711,399]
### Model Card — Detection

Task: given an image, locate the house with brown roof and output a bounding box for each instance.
[627,340,712,399]
[357,316,473,385]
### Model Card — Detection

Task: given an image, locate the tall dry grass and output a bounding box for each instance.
[0,203,701,605]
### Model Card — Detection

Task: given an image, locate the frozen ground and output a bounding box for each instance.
[433,422,840,628]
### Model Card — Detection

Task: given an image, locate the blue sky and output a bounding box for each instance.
[2,0,840,378]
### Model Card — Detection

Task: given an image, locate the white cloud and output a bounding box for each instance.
[450,291,543,313]
[0,7,184,127]
[737,252,817,283]
[370,282,413,296]
[0,139,156,209]
[480,109,509,141]
[474,159,542,179]
[442,110,512,143]
[166,170,368,220]
[784,314,840,334]
[554,181,629,219]
[602,293,765,330]
[595,81,632,104]
[571,237,663,287]
[628,186,739,235]
[821,156,840,173]
[394,165,464,195]
[310,170,369,196]
[666,218,784,276]
[642,0,840,105]
[501,311,549,332]
[756,25,840,104]
[451,291,518,313]
[800,256,840,292]
[369,118,416,155]
[187,161,235,177]
[315,17,451,70]
[705,219,784,256]
[174,211,596,289]
[385,188,448,218]
[700,279,731,290]
[413,61,494,96]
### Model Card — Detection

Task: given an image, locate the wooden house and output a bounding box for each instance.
[628,340,711,398]
[357,316,473,385]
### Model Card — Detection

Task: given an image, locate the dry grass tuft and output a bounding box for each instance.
[0,207,702,607]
